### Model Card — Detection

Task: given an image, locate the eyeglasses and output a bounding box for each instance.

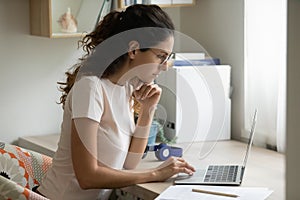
[149,49,174,64]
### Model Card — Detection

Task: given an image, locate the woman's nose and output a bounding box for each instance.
[159,62,169,71]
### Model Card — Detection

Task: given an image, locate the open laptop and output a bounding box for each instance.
[175,109,258,186]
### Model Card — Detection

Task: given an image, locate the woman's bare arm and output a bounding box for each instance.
[71,118,195,190]
[124,83,160,169]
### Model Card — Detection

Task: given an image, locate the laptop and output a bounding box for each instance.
[175,109,258,186]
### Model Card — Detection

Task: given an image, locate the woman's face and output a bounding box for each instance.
[131,36,174,84]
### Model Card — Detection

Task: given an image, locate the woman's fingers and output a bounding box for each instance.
[139,85,155,100]
[174,158,196,175]
[176,158,195,171]
[146,85,162,98]
[154,157,196,182]
[135,84,161,100]
[159,157,196,175]
[133,84,162,108]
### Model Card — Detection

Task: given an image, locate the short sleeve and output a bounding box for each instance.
[72,76,103,122]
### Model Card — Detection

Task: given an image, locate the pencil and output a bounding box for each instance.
[192,188,239,198]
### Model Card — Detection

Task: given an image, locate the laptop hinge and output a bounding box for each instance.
[240,166,245,183]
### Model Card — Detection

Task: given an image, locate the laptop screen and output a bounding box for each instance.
[242,109,258,167]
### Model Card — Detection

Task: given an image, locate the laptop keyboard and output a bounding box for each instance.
[204,165,238,183]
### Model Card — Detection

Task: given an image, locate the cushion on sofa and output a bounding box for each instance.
[0,142,52,200]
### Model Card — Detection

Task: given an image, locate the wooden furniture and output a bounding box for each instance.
[29,0,103,38]
[122,140,285,200]
[118,0,195,9]
[29,0,195,38]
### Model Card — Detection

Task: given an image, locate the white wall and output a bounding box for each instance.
[164,7,181,30]
[179,0,245,139]
[0,1,180,145]
[287,0,300,199]
[0,0,83,144]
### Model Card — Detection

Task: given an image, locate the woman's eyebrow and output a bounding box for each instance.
[158,50,170,55]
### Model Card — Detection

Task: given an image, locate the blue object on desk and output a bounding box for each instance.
[148,121,159,145]
[143,143,183,161]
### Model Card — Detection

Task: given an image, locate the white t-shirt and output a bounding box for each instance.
[39,76,135,200]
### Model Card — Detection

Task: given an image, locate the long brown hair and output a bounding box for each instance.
[57,4,175,111]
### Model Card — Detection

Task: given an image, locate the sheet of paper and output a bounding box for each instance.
[155,185,273,200]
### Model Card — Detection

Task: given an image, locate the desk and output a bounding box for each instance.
[122,140,285,200]
[17,135,285,200]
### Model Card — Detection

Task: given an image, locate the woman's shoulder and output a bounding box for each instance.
[76,75,100,82]
[75,75,102,86]
[71,76,105,95]
[76,76,132,96]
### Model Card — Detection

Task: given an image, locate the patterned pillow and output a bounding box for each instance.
[0,175,49,200]
[0,148,35,189]
[0,142,52,189]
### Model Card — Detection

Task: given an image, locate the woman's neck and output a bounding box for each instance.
[107,62,132,86]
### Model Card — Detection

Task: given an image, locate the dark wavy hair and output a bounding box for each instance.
[57,4,175,110]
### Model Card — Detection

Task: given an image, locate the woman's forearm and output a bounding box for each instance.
[130,106,156,151]
[124,106,156,169]
[82,165,156,189]
[136,104,156,127]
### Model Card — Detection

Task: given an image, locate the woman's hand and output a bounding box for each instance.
[153,157,196,182]
[133,83,162,109]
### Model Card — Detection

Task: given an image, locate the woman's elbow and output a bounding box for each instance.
[75,169,109,190]
[76,175,94,190]
[74,168,99,190]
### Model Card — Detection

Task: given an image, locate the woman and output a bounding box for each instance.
[37,4,195,200]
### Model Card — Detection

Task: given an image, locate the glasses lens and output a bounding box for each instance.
[161,53,174,64]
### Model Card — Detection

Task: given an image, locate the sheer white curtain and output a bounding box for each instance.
[244,0,287,152]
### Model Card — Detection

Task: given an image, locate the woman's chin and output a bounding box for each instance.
[145,80,155,84]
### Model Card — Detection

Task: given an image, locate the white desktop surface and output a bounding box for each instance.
[122,140,285,200]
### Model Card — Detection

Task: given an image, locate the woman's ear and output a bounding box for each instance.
[128,40,140,59]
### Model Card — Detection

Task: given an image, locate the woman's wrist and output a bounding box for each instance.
[136,105,156,127]
[139,103,157,113]
[132,125,150,139]
[145,168,158,183]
